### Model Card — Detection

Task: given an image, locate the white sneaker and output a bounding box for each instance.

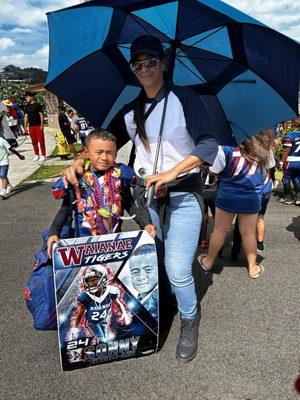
[32,155,40,161]
[6,184,13,194]
[0,189,7,199]
[39,155,46,162]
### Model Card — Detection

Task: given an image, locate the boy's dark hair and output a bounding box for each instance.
[131,244,156,258]
[66,109,73,115]
[85,129,117,147]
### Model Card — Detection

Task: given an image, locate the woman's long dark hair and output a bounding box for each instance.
[239,129,273,167]
[133,89,149,151]
[133,56,167,153]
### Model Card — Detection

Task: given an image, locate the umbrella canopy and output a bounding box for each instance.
[45,0,300,145]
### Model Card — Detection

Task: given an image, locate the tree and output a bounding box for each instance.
[0,82,46,109]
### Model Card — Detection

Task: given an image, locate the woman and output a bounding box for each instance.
[64,35,218,363]
[198,131,272,279]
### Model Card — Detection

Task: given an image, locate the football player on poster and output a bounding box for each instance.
[70,264,131,343]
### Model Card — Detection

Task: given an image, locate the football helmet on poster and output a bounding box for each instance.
[83,265,108,294]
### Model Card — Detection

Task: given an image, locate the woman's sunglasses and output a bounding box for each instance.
[130,58,159,74]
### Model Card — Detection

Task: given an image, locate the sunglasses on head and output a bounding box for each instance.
[130,58,159,74]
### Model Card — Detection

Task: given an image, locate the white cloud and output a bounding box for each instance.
[224,0,300,41]
[0,0,79,28]
[0,38,16,51]
[0,0,299,71]
[0,44,49,70]
[9,28,33,34]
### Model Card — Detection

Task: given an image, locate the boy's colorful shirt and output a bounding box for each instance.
[52,162,136,236]
[283,129,300,162]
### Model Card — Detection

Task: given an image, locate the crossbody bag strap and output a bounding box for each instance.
[129,84,168,168]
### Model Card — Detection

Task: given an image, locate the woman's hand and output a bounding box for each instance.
[62,158,85,188]
[47,235,59,258]
[146,169,179,194]
[144,224,157,238]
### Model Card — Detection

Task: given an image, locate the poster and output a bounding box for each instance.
[52,230,159,371]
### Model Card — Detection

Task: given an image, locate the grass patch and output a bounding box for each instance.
[23,165,70,182]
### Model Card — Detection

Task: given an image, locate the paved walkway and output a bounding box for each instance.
[6,128,132,188]
[7,128,57,187]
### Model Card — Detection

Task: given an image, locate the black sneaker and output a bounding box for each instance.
[176,311,200,363]
[257,241,265,252]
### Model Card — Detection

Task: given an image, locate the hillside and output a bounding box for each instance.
[1,65,47,84]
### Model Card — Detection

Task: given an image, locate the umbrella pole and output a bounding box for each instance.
[146,91,170,207]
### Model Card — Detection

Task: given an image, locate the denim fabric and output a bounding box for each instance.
[0,164,9,179]
[149,193,202,319]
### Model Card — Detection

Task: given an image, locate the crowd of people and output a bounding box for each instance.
[0,90,95,198]
[1,34,299,363]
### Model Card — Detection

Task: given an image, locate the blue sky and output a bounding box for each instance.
[0,0,299,71]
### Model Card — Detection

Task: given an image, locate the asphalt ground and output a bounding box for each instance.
[0,183,299,400]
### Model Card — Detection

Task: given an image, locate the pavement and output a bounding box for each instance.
[0,138,299,400]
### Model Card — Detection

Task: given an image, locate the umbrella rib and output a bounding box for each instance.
[176,26,225,56]
[177,54,230,62]
[128,13,172,50]
[174,53,207,84]
[183,53,234,137]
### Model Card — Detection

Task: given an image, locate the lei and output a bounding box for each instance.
[76,160,123,235]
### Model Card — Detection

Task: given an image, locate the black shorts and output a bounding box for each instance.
[203,190,216,216]
[62,131,77,145]
[259,193,270,216]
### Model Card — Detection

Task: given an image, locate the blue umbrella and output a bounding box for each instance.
[45,0,300,145]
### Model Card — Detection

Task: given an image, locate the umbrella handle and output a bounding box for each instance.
[145,90,170,208]
[146,184,155,207]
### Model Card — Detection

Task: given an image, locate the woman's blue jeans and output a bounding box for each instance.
[149,193,202,319]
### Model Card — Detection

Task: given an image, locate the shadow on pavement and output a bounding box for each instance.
[8,181,46,197]
[286,215,300,241]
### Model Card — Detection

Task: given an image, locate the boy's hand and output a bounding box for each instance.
[144,224,156,238]
[19,155,25,160]
[62,158,85,189]
[47,235,59,258]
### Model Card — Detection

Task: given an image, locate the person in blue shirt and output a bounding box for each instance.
[231,147,276,260]
[280,117,300,206]
[198,131,273,279]
[75,115,93,146]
